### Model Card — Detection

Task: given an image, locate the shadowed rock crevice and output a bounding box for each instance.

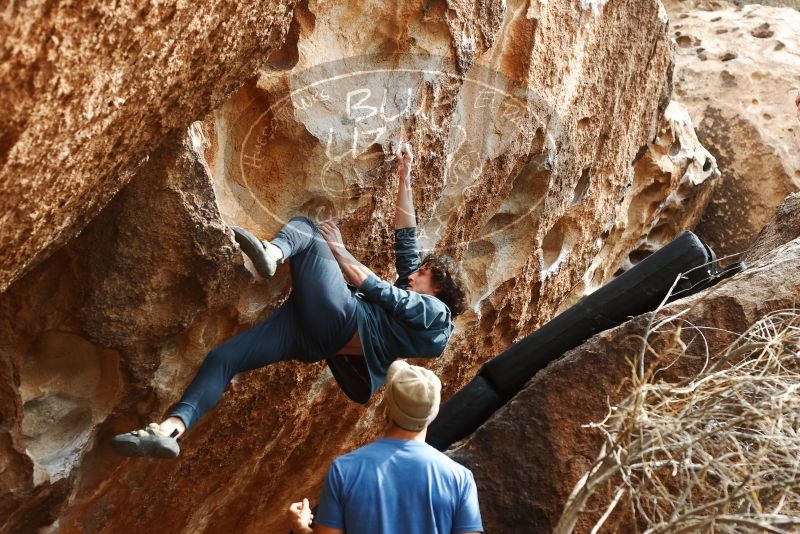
[694,107,794,257]
[78,128,248,350]
[20,331,122,486]
[541,217,578,274]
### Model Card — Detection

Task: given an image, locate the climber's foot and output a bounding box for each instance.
[158,416,186,440]
[232,226,278,278]
[111,423,181,459]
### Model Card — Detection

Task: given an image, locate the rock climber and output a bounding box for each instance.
[111,143,469,458]
[286,360,483,534]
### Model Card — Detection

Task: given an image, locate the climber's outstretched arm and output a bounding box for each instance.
[318,219,374,287]
[394,142,416,229]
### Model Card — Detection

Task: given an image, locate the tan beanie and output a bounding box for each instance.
[385,360,442,431]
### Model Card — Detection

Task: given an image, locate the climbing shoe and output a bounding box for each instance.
[110,423,180,459]
[232,226,279,278]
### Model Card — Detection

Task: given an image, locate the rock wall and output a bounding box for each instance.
[562,100,718,303]
[0,0,296,293]
[665,0,800,10]
[668,4,800,257]
[449,193,800,532]
[0,128,253,531]
[0,0,725,532]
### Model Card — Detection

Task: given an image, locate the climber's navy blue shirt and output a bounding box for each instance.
[328,227,454,403]
[315,438,483,533]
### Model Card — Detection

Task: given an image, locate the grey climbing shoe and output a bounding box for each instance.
[232,226,278,278]
[111,423,180,459]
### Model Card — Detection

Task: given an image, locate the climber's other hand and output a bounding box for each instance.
[318,219,346,255]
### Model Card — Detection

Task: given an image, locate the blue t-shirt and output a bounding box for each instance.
[316,438,483,533]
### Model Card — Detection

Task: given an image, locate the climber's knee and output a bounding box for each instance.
[289,216,324,236]
[204,346,233,375]
[289,215,316,228]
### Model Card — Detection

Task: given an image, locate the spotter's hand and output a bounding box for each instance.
[287,498,314,534]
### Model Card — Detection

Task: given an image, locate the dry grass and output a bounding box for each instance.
[556,309,800,533]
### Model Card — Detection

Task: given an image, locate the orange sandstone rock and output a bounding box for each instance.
[450,193,800,533]
[0,0,723,532]
[0,0,296,293]
[668,4,800,257]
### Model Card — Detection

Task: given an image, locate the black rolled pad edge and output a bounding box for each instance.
[482,231,711,398]
[426,375,504,451]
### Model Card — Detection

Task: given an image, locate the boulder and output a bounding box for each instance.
[562,100,718,303]
[668,4,800,257]
[0,0,723,531]
[0,0,296,293]
[0,126,254,532]
[448,194,800,532]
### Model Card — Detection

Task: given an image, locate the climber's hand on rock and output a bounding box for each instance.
[287,498,314,534]
[395,142,413,181]
[318,219,346,256]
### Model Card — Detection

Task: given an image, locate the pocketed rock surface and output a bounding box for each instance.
[448,194,800,532]
[0,0,724,532]
[668,4,800,257]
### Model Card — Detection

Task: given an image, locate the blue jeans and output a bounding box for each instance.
[168,217,359,430]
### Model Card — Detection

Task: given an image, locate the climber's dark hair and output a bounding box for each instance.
[419,253,469,318]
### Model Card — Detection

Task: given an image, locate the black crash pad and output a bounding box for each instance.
[427,231,719,450]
